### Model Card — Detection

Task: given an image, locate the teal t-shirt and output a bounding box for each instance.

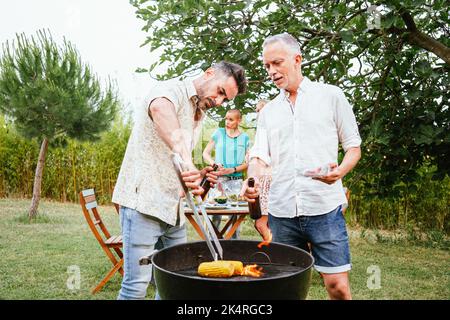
[212,128,249,177]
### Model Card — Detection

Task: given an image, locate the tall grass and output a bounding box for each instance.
[0,116,130,204]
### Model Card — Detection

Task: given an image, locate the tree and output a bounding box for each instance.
[0,30,119,219]
[131,0,449,194]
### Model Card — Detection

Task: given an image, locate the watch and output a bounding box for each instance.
[233,167,237,173]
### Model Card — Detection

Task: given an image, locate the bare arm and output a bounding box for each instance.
[149,98,207,193]
[149,98,193,166]
[314,146,361,185]
[339,146,361,176]
[202,139,216,166]
[217,162,249,176]
[235,162,248,173]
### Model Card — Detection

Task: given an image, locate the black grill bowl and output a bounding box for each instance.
[151,240,314,300]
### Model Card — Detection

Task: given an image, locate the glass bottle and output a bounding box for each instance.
[200,164,218,200]
[248,177,262,219]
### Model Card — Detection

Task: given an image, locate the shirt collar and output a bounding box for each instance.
[185,79,205,121]
[281,76,312,99]
[185,78,198,99]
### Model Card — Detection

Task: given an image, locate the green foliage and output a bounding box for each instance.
[0,29,119,143]
[346,163,450,233]
[0,114,448,234]
[130,0,450,193]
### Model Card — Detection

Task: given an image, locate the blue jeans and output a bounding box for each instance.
[268,205,351,274]
[117,206,187,300]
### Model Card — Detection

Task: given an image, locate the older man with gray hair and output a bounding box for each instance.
[241,33,361,300]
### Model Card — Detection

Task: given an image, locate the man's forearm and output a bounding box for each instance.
[149,100,193,165]
[339,147,361,177]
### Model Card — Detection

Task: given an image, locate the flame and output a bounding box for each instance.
[257,229,273,249]
[241,264,264,277]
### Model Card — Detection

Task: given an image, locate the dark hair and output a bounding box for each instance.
[213,61,247,94]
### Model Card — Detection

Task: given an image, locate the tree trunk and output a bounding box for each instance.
[29,138,49,220]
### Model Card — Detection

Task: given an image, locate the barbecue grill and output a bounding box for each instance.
[140,239,314,300]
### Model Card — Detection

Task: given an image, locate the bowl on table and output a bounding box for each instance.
[214,196,228,204]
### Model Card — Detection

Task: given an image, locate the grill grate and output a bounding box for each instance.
[175,263,305,281]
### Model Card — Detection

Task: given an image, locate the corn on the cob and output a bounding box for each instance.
[227,260,244,275]
[197,261,235,278]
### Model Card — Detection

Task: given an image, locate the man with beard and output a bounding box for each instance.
[241,33,361,299]
[112,61,247,299]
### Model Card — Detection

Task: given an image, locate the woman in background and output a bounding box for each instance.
[203,109,250,238]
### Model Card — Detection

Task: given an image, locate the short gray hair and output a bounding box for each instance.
[263,33,302,55]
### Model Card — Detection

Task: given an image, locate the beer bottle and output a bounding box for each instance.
[200,164,218,200]
[248,177,262,219]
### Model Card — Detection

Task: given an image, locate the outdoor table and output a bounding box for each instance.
[184,204,249,240]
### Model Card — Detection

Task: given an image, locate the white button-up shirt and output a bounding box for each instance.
[112,78,204,226]
[249,77,361,217]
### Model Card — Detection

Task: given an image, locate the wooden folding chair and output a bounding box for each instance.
[79,189,123,294]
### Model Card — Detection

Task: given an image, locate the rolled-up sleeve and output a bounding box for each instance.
[335,89,362,152]
[249,112,271,166]
[144,83,181,114]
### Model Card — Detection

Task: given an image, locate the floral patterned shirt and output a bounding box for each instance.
[112,78,203,226]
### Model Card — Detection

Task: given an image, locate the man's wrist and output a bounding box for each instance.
[337,165,348,178]
[185,161,197,172]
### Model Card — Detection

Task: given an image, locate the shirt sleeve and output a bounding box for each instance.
[334,89,362,152]
[249,111,271,166]
[144,81,182,115]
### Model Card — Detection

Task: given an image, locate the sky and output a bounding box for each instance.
[0,0,164,118]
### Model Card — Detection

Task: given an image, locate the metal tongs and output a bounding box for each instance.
[172,153,223,261]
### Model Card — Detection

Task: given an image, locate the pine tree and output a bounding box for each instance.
[0,30,119,220]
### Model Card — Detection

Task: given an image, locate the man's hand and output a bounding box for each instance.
[254,215,271,241]
[201,165,219,188]
[314,147,361,185]
[181,168,204,196]
[313,163,342,185]
[239,178,260,203]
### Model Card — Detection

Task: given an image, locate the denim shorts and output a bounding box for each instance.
[268,205,351,274]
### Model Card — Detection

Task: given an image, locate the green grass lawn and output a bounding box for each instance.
[0,198,448,300]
